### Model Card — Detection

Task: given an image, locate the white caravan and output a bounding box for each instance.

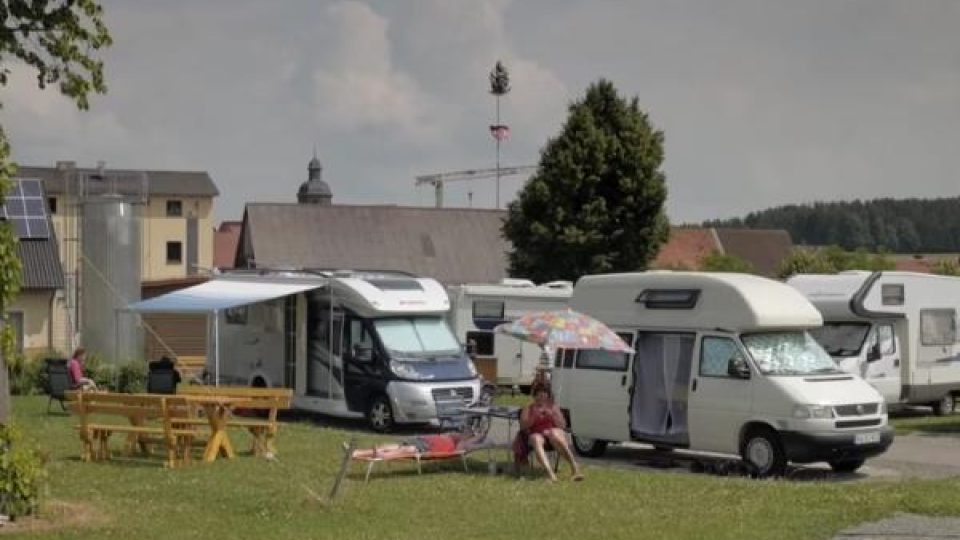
[556,271,892,476]
[447,280,573,387]
[787,271,960,415]
[211,271,482,431]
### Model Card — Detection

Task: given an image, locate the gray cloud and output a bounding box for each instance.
[2,0,958,224]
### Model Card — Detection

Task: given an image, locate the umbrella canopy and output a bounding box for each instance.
[494,308,635,354]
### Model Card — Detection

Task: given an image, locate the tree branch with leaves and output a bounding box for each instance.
[0,0,111,424]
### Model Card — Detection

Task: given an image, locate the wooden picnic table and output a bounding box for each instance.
[179,394,244,462]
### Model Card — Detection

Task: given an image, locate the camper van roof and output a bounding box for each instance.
[454,282,574,299]
[571,271,822,331]
[788,271,960,320]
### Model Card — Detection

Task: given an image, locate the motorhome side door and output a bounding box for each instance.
[686,334,753,454]
[563,332,634,442]
[916,309,959,400]
[343,317,382,413]
[861,322,902,404]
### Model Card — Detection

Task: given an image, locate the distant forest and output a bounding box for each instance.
[705,198,960,253]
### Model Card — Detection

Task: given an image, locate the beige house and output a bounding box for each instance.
[14,162,219,359]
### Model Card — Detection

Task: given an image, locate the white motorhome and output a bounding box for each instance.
[556,271,893,476]
[132,270,482,431]
[447,280,573,387]
[787,271,960,415]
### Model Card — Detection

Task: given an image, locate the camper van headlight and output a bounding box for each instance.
[878,401,887,415]
[792,404,834,419]
[467,361,478,378]
[390,360,431,381]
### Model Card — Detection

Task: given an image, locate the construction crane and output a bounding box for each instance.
[415,165,536,208]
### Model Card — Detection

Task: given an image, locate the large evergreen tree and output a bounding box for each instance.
[502,79,669,282]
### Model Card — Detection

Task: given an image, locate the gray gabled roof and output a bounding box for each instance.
[238,204,510,285]
[16,166,219,197]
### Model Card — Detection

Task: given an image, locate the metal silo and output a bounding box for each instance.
[80,172,145,364]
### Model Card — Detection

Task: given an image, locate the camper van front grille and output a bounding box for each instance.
[834,403,879,417]
[432,387,474,402]
[835,418,883,429]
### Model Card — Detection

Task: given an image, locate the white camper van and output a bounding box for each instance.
[212,271,483,431]
[787,271,960,415]
[556,271,892,476]
[447,280,573,387]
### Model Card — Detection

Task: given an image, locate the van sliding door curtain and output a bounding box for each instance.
[630,333,694,443]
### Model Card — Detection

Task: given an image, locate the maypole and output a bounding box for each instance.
[489,61,511,209]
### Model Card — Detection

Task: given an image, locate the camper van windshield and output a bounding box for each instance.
[741,331,841,376]
[808,323,871,357]
[374,318,461,358]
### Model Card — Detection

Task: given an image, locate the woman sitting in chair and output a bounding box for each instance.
[519,383,584,482]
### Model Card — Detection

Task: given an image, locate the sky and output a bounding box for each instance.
[2,0,959,224]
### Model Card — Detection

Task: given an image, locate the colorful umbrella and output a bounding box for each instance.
[493,308,635,354]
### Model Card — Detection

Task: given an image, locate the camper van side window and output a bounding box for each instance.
[920,309,956,346]
[700,337,745,377]
[472,301,505,330]
[466,331,493,356]
[881,284,905,306]
[877,324,896,355]
[576,350,628,371]
[225,306,247,325]
[562,349,575,369]
[636,289,700,309]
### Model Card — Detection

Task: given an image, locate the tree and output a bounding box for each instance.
[502,79,669,282]
[0,0,111,424]
[777,248,837,279]
[701,252,754,273]
[931,259,960,277]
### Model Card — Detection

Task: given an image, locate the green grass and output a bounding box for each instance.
[10,395,960,540]
[890,412,960,435]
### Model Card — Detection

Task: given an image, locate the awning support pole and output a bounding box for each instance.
[214,308,220,387]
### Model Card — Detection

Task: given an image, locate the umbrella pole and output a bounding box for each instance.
[214,309,220,387]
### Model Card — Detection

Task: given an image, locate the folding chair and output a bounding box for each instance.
[44,360,71,414]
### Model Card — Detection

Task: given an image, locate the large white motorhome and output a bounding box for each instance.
[447,280,572,388]
[197,271,482,431]
[556,271,893,476]
[788,271,960,415]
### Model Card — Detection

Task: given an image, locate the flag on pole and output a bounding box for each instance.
[489,124,511,141]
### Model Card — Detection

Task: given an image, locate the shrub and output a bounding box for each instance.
[0,424,47,519]
[87,357,147,393]
[5,353,59,396]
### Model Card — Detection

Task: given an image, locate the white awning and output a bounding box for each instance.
[127,278,324,313]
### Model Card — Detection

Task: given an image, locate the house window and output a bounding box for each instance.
[166,200,183,217]
[47,197,57,214]
[166,241,183,264]
[8,312,23,354]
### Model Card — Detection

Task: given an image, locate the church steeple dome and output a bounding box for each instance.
[298,151,332,205]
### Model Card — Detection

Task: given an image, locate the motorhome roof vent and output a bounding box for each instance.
[367,278,423,291]
[500,278,535,288]
[636,289,701,310]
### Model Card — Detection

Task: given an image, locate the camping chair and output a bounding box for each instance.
[44,360,70,414]
[147,367,179,394]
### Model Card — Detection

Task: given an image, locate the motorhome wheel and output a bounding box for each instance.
[367,395,395,432]
[931,394,956,416]
[828,458,865,474]
[741,428,786,477]
[571,435,608,457]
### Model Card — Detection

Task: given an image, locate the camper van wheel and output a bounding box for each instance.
[828,458,865,474]
[741,428,786,478]
[931,394,956,416]
[571,435,607,457]
[367,395,395,433]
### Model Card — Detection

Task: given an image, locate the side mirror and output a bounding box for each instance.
[866,344,882,362]
[727,357,751,379]
[353,344,373,363]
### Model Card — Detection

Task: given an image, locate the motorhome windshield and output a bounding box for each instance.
[808,322,871,357]
[741,331,842,376]
[374,318,461,359]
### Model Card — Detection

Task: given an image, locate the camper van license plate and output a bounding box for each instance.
[854,432,881,445]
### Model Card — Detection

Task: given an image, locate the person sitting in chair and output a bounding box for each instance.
[67,347,97,391]
[519,383,584,482]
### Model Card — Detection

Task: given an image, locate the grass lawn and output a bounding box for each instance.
[890,411,960,435]
[8,395,960,540]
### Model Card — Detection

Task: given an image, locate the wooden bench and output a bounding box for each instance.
[68,392,200,468]
[175,355,207,383]
[177,386,293,458]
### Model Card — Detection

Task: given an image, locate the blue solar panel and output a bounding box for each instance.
[2,179,51,239]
